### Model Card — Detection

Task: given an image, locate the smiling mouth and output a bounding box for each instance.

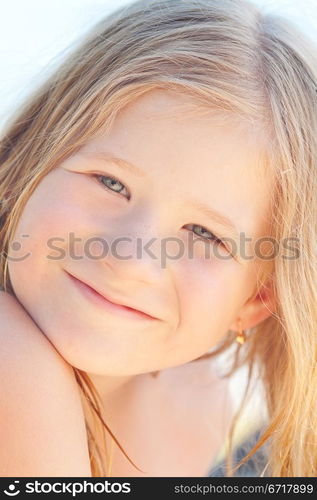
[65,270,159,321]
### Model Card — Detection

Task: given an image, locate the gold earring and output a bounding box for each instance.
[235,318,246,344]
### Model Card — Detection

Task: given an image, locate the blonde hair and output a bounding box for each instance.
[1,0,316,477]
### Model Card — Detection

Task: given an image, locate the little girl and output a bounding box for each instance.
[1,0,316,477]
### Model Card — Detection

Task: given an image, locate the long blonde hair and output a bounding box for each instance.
[1,0,316,477]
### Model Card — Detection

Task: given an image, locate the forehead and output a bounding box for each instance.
[79,89,274,240]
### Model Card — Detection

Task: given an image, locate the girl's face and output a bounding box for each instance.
[8,89,274,376]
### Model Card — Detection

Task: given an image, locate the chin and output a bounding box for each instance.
[46,333,157,377]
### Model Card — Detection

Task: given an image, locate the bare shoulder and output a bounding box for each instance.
[0,291,91,477]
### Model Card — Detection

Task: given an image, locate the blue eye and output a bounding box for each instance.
[95,174,130,198]
[185,224,226,248]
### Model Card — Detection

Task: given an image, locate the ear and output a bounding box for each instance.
[229,279,277,332]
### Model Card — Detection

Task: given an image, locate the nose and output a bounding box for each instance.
[98,223,167,285]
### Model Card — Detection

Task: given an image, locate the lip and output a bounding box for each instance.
[65,270,159,321]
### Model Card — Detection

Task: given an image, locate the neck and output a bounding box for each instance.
[86,372,136,401]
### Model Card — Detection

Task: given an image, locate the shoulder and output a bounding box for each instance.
[0,291,75,383]
[0,291,91,477]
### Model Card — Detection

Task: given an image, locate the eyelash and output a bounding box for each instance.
[92,173,227,249]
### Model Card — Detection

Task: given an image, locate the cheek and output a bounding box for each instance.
[9,172,99,265]
[7,177,90,294]
[175,257,252,351]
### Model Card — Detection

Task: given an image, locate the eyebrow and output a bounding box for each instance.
[185,199,240,238]
[78,150,240,238]
[79,150,144,177]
